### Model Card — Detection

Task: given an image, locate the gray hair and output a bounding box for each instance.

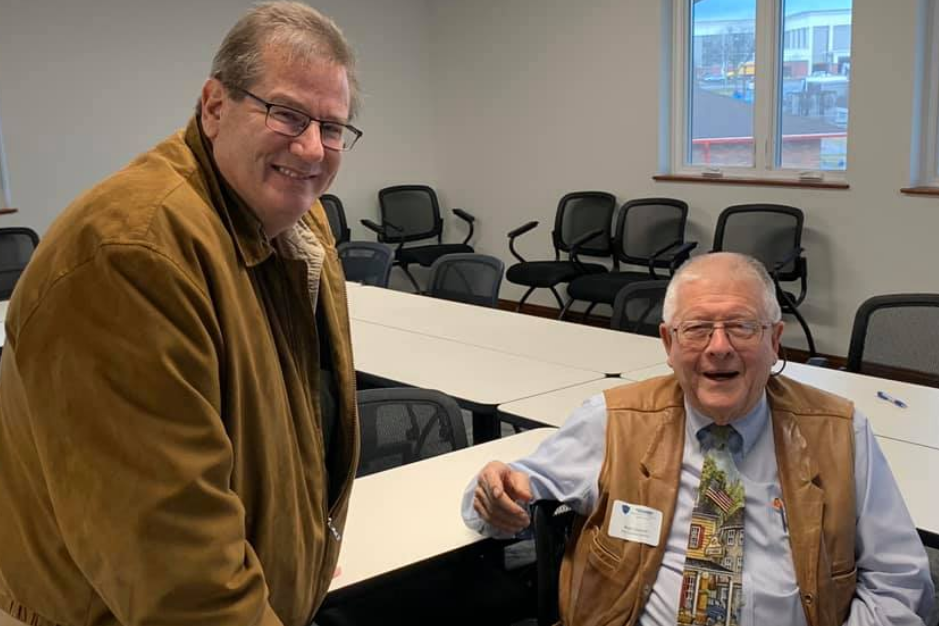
[202,1,360,119]
[662,252,782,324]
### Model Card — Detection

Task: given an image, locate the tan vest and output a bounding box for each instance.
[558,375,857,626]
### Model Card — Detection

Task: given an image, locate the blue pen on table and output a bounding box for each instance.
[876,390,908,409]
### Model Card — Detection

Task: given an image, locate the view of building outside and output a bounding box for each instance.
[689,0,852,170]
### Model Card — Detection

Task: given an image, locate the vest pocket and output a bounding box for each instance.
[828,565,857,621]
[570,527,640,626]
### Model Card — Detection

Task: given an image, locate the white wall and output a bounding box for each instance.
[0,0,440,237]
[0,0,936,355]
[430,0,939,354]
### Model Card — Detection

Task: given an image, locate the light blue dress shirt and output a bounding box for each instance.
[461,391,933,626]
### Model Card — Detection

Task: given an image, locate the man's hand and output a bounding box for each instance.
[472,461,533,534]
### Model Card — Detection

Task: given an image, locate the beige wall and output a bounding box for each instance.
[0,0,936,354]
[430,0,938,354]
[0,0,441,238]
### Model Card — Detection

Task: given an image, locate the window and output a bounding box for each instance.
[689,524,703,549]
[672,0,853,179]
[913,0,939,187]
[0,107,10,208]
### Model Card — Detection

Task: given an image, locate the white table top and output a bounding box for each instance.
[782,362,938,449]
[347,285,666,376]
[498,377,631,427]
[351,320,603,407]
[329,428,555,592]
[0,300,7,346]
[876,438,938,535]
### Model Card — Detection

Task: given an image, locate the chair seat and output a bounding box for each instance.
[506,261,607,288]
[566,271,655,304]
[396,243,473,267]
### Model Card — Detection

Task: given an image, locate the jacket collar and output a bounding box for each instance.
[184,116,274,268]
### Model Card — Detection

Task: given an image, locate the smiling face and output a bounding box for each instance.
[660,268,784,424]
[200,45,350,238]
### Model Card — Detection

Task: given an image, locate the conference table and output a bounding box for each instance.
[350,319,603,440]
[328,427,554,595]
[0,299,7,346]
[346,283,666,376]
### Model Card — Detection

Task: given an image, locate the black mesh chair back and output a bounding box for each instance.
[356,387,468,477]
[711,204,816,355]
[505,191,616,310]
[554,192,618,257]
[377,185,442,244]
[610,280,669,337]
[364,185,476,293]
[337,242,394,287]
[533,500,577,626]
[713,204,803,280]
[320,194,350,245]
[616,198,689,267]
[847,294,938,385]
[426,253,504,308]
[560,198,693,321]
[0,227,39,299]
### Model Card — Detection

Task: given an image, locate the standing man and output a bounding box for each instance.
[0,3,362,625]
[465,253,932,626]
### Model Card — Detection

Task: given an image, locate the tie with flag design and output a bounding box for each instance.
[676,424,745,626]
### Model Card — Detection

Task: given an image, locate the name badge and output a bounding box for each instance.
[607,499,663,547]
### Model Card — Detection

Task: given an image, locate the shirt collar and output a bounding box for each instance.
[184,115,274,267]
[684,392,769,459]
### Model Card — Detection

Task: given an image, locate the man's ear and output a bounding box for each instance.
[770,321,785,355]
[660,322,675,368]
[200,78,226,140]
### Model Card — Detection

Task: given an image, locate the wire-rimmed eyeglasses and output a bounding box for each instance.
[236,87,362,152]
[671,319,773,349]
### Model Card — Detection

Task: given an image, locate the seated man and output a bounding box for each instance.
[463,252,932,626]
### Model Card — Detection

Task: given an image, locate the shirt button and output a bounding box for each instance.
[802,593,815,605]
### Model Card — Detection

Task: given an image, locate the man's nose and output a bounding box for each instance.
[289,123,326,162]
[705,326,735,355]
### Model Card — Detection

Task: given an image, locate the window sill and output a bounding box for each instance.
[899,186,939,197]
[653,174,849,190]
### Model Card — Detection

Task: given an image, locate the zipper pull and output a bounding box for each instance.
[327,516,342,541]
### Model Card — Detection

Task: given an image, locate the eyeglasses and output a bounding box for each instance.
[671,320,772,350]
[235,88,363,152]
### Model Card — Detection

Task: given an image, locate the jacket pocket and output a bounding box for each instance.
[828,566,857,621]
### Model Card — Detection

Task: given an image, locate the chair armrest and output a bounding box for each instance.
[771,247,807,306]
[452,208,475,245]
[533,500,576,626]
[647,240,699,278]
[507,221,539,264]
[360,218,384,238]
[569,228,607,274]
[508,220,539,239]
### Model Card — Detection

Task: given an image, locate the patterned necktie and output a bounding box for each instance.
[676,424,745,626]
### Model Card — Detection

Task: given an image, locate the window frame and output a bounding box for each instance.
[0,106,10,208]
[670,0,851,182]
[917,0,939,187]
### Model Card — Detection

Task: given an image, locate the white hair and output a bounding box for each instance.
[662,252,782,325]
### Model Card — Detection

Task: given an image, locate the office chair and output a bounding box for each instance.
[0,227,39,300]
[505,191,617,311]
[562,198,695,321]
[361,185,475,292]
[609,280,670,337]
[337,241,394,287]
[320,193,351,245]
[712,204,817,356]
[426,253,505,308]
[846,293,938,386]
[356,387,469,477]
[533,500,577,626]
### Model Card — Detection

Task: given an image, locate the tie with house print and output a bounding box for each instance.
[676,424,745,626]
